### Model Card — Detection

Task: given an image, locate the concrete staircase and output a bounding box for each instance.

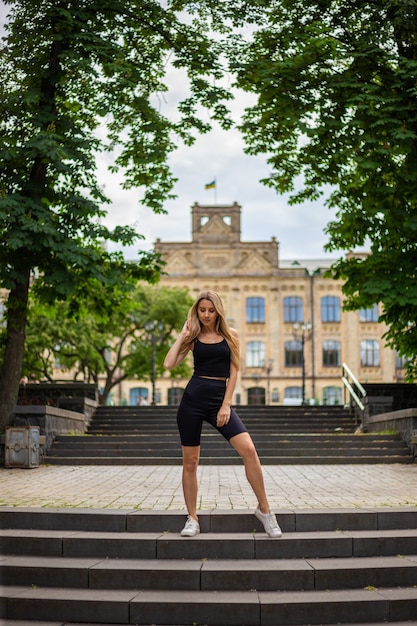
[45,405,414,465]
[1,507,417,625]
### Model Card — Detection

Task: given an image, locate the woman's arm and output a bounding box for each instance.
[163,320,191,370]
[216,330,239,426]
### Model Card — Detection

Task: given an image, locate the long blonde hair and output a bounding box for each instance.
[180,290,240,370]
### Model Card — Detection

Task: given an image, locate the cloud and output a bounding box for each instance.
[102,118,338,261]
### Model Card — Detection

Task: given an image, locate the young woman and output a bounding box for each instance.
[164,289,282,538]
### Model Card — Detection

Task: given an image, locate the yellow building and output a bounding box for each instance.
[38,200,404,406]
[128,200,403,407]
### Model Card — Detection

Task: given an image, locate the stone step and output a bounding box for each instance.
[94,406,351,415]
[2,554,417,591]
[46,404,414,466]
[2,528,417,560]
[53,433,401,443]
[45,446,408,458]
[44,454,414,465]
[2,509,417,625]
[87,425,353,437]
[47,433,411,466]
[1,619,416,626]
[2,622,417,626]
[3,507,416,533]
[89,419,354,433]
[2,585,417,624]
[47,438,410,451]
[87,411,354,424]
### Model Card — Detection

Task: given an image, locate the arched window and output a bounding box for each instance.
[360,305,379,322]
[323,386,342,405]
[395,353,408,370]
[285,340,302,367]
[246,297,265,323]
[283,386,302,405]
[283,296,303,323]
[321,296,341,322]
[360,340,380,367]
[322,340,341,367]
[246,341,265,367]
[248,387,265,405]
[130,387,149,405]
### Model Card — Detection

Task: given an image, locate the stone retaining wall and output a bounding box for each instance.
[366,408,417,460]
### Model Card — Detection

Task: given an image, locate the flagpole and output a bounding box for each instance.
[204,178,217,203]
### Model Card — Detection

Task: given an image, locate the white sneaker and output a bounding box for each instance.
[180,515,200,537]
[255,508,282,538]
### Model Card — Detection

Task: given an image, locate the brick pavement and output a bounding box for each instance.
[0,463,416,511]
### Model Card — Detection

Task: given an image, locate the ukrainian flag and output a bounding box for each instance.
[205,180,216,190]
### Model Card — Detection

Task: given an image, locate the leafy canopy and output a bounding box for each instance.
[21,283,193,405]
[0,0,263,424]
[0,0,254,297]
[235,0,417,378]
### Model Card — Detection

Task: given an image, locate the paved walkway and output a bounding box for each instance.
[1,463,416,510]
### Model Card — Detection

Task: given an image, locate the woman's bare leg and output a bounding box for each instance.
[181,445,200,520]
[230,432,271,513]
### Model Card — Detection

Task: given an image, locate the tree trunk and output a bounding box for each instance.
[0,34,63,432]
[0,268,31,431]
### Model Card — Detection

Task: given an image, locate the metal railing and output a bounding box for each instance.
[341,362,367,427]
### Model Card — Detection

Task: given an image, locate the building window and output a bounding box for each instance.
[283,386,302,404]
[168,387,184,405]
[360,305,379,322]
[285,340,302,367]
[246,341,266,367]
[246,297,265,323]
[395,353,408,370]
[130,387,149,405]
[284,296,303,323]
[321,296,341,322]
[360,339,380,367]
[323,386,342,405]
[271,390,280,403]
[322,340,341,367]
[248,387,265,405]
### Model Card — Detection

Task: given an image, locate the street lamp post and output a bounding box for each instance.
[265,358,274,405]
[293,322,312,404]
[144,320,163,406]
[252,372,261,405]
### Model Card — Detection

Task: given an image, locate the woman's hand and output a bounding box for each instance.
[180,319,190,339]
[163,319,191,370]
[216,404,231,428]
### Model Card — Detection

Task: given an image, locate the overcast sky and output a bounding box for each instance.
[100,110,341,262]
[1,2,340,263]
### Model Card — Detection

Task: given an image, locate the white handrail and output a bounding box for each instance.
[342,362,367,397]
[341,363,367,423]
[341,376,365,411]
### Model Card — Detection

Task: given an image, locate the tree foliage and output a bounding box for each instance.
[21,283,193,405]
[235,0,417,378]
[0,0,256,426]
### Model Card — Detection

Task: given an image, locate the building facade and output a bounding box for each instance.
[30,200,404,406]
[127,200,404,407]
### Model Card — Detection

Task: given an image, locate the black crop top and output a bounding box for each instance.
[193,338,230,378]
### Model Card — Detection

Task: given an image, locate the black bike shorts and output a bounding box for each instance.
[176,375,248,447]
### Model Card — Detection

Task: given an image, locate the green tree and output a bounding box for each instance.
[235,0,417,378]
[21,284,193,405]
[0,0,253,427]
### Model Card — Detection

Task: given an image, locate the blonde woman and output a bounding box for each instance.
[164,290,282,538]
